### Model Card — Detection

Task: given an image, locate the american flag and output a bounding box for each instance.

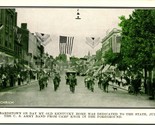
[35,32,52,46]
[59,36,74,55]
[85,37,100,49]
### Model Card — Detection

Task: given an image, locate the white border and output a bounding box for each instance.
[0,0,155,124]
[1,108,155,123]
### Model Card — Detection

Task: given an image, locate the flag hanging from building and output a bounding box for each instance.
[35,32,52,46]
[85,37,100,49]
[59,36,74,55]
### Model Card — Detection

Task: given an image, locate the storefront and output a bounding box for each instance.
[0,52,14,67]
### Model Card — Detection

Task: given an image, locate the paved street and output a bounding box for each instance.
[0,73,154,107]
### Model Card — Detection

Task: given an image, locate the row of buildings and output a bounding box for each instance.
[0,9,52,71]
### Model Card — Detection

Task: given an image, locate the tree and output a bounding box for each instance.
[104,49,119,65]
[95,49,104,66]
[55,54,67,63]
[119,9,155,94]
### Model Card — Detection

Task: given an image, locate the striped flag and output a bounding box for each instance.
[59,36,74,55]
[35,32,52,46]
[85,37,100,49]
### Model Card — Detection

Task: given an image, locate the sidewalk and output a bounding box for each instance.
[0,79,38,92]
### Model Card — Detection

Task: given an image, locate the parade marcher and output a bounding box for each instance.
[68,73,76,93]
[85,74,95,92]
[53,72,61,91]
[89,76,95,92]
[38,72,45,91]
[103,74,110,93]
[42,72,49,87]
[98,73,106,90]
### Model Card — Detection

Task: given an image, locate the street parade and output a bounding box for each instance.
[0,8,155,108]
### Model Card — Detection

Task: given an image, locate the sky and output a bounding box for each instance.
[16,8,133,58]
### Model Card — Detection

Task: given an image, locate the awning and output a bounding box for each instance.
[0,52,13,58]
[102,64,111,73]
[93,65,104,76]
[24,64,31,69]
[0,52,14,65]
[102,64,115,73]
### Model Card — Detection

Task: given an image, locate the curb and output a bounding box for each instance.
[0,80,38,92]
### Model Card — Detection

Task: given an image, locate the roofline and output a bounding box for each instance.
[102,28,121,43]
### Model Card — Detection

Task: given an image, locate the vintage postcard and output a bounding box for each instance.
[0,0,155,124]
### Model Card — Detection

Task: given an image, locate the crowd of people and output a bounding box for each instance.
[0,64,36,89]
[36,67,144,96]
[84,72,110,93]
[0,63,147,97]
[84,70,144,95]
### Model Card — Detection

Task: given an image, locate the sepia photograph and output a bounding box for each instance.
[0,7,155,109]
[0,0,155,123]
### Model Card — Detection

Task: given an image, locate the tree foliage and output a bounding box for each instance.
[119,9,155,72]
[70,56,80,66]
[95,49,104,66]
[55,54,67,62]
[104,49,118,65]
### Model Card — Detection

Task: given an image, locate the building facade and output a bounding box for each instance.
[101,28,121,60]
[14,26,23,61]
[19,23,30,65]
[0,9,16,66]
[28,32,38,69]
[35,38,44,69]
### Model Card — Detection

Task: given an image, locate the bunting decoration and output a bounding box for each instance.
[85,37,100,49]
[59,36,74,55]
[35,32,52,46]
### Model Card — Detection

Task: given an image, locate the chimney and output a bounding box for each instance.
[21,23,27,29]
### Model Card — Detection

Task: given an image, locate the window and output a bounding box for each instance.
[109,37,112,48]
